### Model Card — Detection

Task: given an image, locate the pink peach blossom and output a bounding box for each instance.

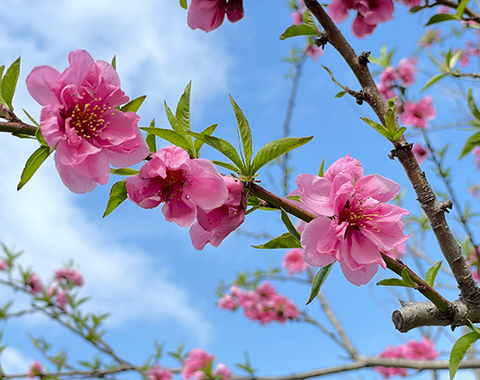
[405,337,439,360]
[26,50,149,193]
[293,154,409,286]
[147,364,173,380]
[412,143,429,164]
[26,273,43,294]
[400,0,421,9]
[282,248,308,275]
[384,243,406,259]
[56,290,69,310]
[27,361,43,379]
[400,96,436,128]
[126,146,228,227]
[379,66,398,86]
[218,295,237,310]
[54,267,83,286]
[190,176,246,249]
[213,363,232,380]
[182,349,215,380]
[188,0,244,32]
[291,11,303,25]
[374,345,408,378]
[0,260,7,270]
[397,58,417,87]
[306,44,323,61]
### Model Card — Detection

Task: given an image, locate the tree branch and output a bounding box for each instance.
[0,121,37,136]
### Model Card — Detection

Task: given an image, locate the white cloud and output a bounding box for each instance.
[1,347,31,376]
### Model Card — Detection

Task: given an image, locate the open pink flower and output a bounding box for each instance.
[292,155,409,286]
[405,337,438,360]
[188,0,244,32]
[182,349,215,380]
[54,267,83,286]
[26,273,43,294]
[147,364,173,380]
[397,58,417,87]
[412,143,429,164]
[282,248,308,275]
[27,361,43,379]
[126,146,228,227]
[400,96,436,128]
[189,176,246,249]
[26,50,149,193]
[213,363,232,380]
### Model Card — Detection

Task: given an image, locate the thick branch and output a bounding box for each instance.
[0,121,37,136]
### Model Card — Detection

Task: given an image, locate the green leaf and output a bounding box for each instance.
[17,145,51,190]
[334,91,347,98]
[176,81,192,132]
[229,95,253,165]
[425,13,459,26]
[141,128,194,156]
[103,180,128,217]
[120,95,146,113]
[164,101,189,138]
[0,65,5,104]
[459,130,480,159]
[302,8,317,29]
[401,268,415,286]
[425,261,442,287]
[466,319,480,334]
[110,168,139,176]
[422,73,447,92]
[306,263,334,305]
[194,123,217,157]
[35,127,48,147]
[321,65,345,89]
[377,278,415,287]
[360,117,391,140]
[409,5,426,13]
[467,88,480,121]
[449,331,480,379]
[146,119,157,153]
[456,0,470,18]
[1,57,20,109]
[385,109,396,135]
[188,132,245,171]
[251,136,313,174]
[450,49,463,70]
[179,0,187,9]
[392,127,407,141]
[252,233,302,249]
[318,158,325,177]
[280,209,300,241]
[286,195,301,202]
[111,55,117,70]
[23,109,41,128]
[211,160,240,173]
[279,25,318,40]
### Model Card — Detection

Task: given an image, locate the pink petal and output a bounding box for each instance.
[162,195,197,227]
[349,230,386,267]
[355,174,400,202]
[295,174,333,216]
[96,60,121,87]
[55,161,98,194]
[61,50,95,88]
[325,154,363,181]
[39,104,65,146]
[301,217,337,267]
[188,0,226,32]
[189,222,211,250]
[26,66,61,106]
[339,260,378,286]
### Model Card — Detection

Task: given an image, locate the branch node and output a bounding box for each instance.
[358,51,371,65]
[315,32,328,50]
[439,200,453,213]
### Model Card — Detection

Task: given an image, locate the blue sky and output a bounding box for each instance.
[0,1,479,379]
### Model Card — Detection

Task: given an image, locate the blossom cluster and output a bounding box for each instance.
[378,58,417,101]
[218,282,299,324]
[291,155,409,286]
[374,337,439,378]
[181,348,232,380]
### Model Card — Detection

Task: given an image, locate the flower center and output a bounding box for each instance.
[159,168,187,202]
[69,93,113,139]
[337,194,381,232]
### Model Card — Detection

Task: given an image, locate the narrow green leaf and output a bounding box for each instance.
[409,5,426,13]
[251,136,313,174]
[387,97,397,111]
[141,128,194,156]
[306,264,334,305]
[456,0,470,18]
[449,331,480,379]
[318,159,325,177]
[120,95,146,113]
[164,101,189,138]
[401,268,415,286]
[450,50,463,70]
[377,278,415,287]
[110,168,139,176]
[229,95,253,165]
[302,8,317,29]
[421,73,447,92]
[334,91,347,98]
[211,160,240,173]
[321,65,345,89]
[459,130,480,159]
[279,25,318,40]
[286,195,301,202]
[392,127,407,141]
[425,13,459,26]
[103,180,128,217]
[1,57,20,109]
[466,319,480,334]
[17,145,51,190]
[176,81,191,132]
[179,0,187,9]
[23,109,41,128]
[0,65,5,104]
[194,124,218,157]
[360,117,391,140]
[188,132,245,171]
[146,119,157,153]
[280,209,300,241]
[425,261,442,287]
[467,88,480,121]
[111,55,117,70]
[252,233,302,249]
[35,127,48,146]
[385,109,396,135]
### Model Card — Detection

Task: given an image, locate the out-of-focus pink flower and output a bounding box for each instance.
[374,345,408,378]
[473,146,480,170]
[213,363,232,380]
[418,29,442,48]
[56,290,68,310]
[437,6,451,13]
[282,248,308,275]
[188,0,244,32]
[292,154,409,286]
[218,295,237,310]
[378,82,397,102]
[54,267,83,286]
[291,11,303,24]
[147,364,173,380]
[400,96,436,128]
[26,273,43,294]
[126,146,228,227]
[397,58,417,87]
[182,349,215,380]
[306,44,322,61]
[405,337,439,360]
[0,260,7,271]
[469,184,480,198]
[380,67,398,86]
[384,243,406,259]
[190,177,246,250]
[328,0,394,38]
[27,361,43,379]
[412,143,429,164]
[400,0,421,9]
[26,50,149,194]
